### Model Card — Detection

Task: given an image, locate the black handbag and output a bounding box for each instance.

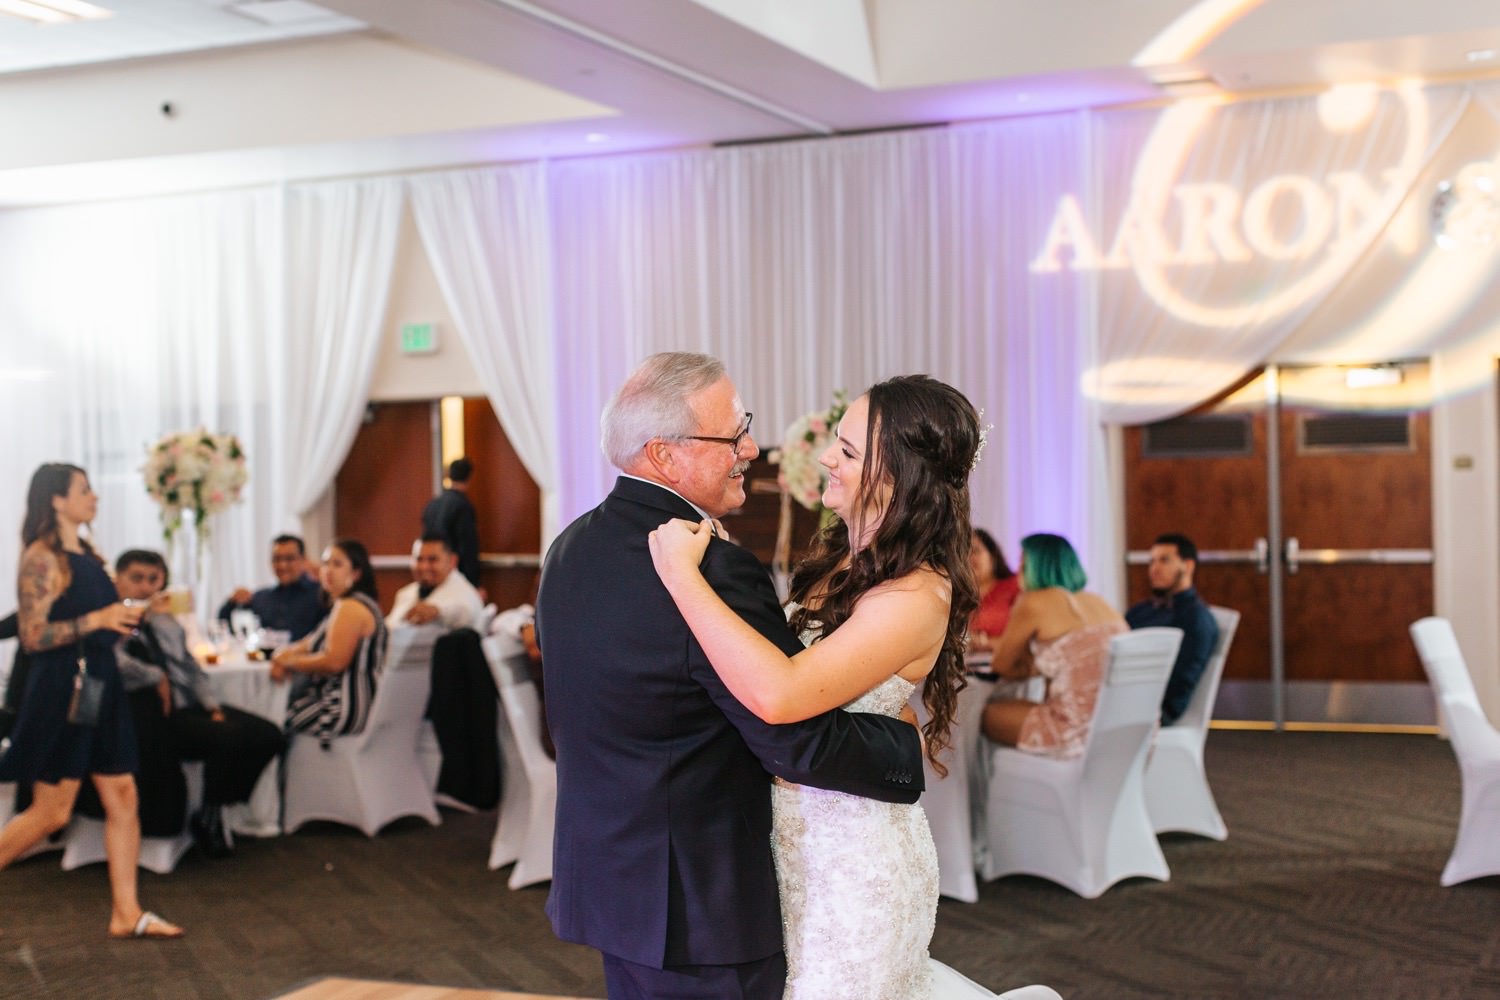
[66,651,105,727]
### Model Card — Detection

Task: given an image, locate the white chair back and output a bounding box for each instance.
[1410,617,1500,756]
[911,676,991,903]
[1077,627,1183,800]
[1409,616,1500,885]
[1171,606,1240,735]
[281,626,442,836]
[1144,607,1239,839]
[982,626,1181,898]
[344,626,440,767]
[484,635,556,888]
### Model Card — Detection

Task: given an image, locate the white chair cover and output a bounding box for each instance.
[484,634,555,888]
[982,627,1182,898]
[1409,617,1500,886]
[913,674,995,903]
[61,762,203,874]
[1144,605,1241,839]
[281,627,442,837]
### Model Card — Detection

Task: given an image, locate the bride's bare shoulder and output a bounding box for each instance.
[865,564,950,608]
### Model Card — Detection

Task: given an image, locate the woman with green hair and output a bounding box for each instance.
[980,532,1126,757]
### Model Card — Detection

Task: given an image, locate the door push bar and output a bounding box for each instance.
[1125,538,1430,575]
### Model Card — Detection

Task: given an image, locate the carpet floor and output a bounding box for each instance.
[2,730,1496,999]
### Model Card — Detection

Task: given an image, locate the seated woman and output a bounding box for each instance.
[964,528,1020,661]
[271,539,386,747]
[980,533,1126,758]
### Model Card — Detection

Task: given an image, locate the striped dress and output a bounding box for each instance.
[285,592,387,748]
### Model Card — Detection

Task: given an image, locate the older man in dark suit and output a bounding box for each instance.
[536,352,923,1000]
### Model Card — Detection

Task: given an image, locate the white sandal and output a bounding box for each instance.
[111,911,184,940]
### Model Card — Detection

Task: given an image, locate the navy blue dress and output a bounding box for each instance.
[0,551,138,784]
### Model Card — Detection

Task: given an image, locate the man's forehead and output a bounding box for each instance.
[691,376,741,409]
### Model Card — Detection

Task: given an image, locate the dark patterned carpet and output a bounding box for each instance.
[2,731,1497,1000]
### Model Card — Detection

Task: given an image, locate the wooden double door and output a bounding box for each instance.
[334,398,542,615]
[1124,364,1435,728]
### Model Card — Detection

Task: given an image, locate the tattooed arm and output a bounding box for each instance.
[17,542,139,652]
[17,542,82,652]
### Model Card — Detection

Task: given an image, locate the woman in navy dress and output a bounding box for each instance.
[0,464,183,939]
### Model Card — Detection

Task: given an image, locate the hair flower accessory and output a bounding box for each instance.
[972,410,992,472]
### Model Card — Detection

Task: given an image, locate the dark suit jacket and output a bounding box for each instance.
[536,476,923,970]
[422,488,481,587]
[426,628,501,810]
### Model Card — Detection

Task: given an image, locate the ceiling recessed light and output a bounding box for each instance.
[0,0,111,23]
[1467,48,1497,63]
[584,132,608,144]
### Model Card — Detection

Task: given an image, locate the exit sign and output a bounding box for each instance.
[399,322,439,355]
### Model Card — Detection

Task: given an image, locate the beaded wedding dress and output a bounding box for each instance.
[771,656,998,999]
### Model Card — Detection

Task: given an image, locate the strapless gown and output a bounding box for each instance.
[771,671,999,998]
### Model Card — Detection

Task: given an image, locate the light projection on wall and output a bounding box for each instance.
[1053,63,1500,415]
[1030,83,1433,330]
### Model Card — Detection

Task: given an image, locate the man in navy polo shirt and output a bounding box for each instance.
[1126,532,1220,725]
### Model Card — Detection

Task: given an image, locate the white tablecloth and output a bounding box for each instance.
[206,657,288,837]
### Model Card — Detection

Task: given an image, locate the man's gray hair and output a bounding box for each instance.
[601,352,726,469]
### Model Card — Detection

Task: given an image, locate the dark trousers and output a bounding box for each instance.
[602,951,786,1000]
[169,705,284,806]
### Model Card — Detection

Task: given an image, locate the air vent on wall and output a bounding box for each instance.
[1142,415,1252,458]
[1300,413,1412,452]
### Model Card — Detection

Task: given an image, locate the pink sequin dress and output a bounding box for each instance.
[1015,619,1128,758]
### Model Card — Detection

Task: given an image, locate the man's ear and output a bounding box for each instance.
[642,440,683,484]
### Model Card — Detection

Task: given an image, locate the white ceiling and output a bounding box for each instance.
[0,0,364,75]
[3,0,1500,207]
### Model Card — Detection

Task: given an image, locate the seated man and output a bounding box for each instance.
[116,550,285,857]
[386,534,484,631]
[218,534,324,641]
[1125,532,1221,726]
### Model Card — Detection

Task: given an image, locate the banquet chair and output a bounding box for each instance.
[1144,605,1240,839]
[61,763,202,875]
[982,627,1182,898]
[282,628,442,837]
[1409,617,1500,886]
[484,634,555,888]
[911,674,994,902]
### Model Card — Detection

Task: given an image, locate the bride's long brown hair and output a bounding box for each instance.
[788,375,980,774]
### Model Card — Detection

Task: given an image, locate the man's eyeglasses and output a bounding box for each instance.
[680,413,754,454]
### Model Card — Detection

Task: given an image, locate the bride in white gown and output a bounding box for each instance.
[651,376,1007,999]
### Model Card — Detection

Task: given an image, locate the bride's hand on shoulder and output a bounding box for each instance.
[648,518,713,589]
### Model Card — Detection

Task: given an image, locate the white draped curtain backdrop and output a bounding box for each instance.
[4,78,1500,613]
[548,114,1109,584]
[407,164,561,542]
[0,178,401,612]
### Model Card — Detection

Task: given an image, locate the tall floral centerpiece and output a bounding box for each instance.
[142,429,249,595]
[767,391,847,591]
